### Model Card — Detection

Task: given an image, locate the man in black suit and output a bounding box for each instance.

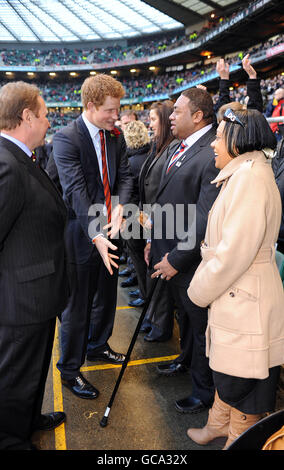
[150,88,220,413]
[0,81,69,449]
[53,74,133,399]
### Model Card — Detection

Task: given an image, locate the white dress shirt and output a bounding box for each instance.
[183,123,213,149]
[0,132,33,158]
[81,112,110,181]
[167,124,213,171]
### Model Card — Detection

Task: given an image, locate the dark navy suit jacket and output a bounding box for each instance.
[53,115,133,264]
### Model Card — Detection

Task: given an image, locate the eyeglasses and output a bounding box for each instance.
[223,108,244,128]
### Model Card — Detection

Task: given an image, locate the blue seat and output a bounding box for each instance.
[227,409,284,450]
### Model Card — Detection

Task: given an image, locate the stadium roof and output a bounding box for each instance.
[0,0,184,43]
[143,0,252,25]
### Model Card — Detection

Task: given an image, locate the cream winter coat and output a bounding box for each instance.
[188,151,284,379]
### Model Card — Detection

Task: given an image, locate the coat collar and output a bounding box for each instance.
[211,151,269,187]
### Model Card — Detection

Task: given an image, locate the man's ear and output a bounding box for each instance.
[86,101,98,112]
[193,109,204,124]
[22,108,32,125]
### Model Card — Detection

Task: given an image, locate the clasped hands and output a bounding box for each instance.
[151,252,178,281]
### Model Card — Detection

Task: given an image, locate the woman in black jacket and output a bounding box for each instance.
[137,100,177,342]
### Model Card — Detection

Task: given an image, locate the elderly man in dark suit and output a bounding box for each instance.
[0,81,69,450]
[150,88,220,413]
[53,74,133,399]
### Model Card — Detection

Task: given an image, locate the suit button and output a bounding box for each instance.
[229,292,235,297]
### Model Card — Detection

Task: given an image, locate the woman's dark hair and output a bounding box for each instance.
[150,100,174,156]
[222,108,277,158]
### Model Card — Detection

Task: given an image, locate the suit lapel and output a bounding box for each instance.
[77,116,103,189]
[0,137,67,217]
[159,140,180,183]
[157,127,216,196]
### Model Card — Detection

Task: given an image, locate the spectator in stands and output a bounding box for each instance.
[151,89,219,414]
[138,100,177,341]
[265,87,284,117]
[120,109,137,132]
[122,120,151,307]
[269,88,284,140]
[272,134,284,255]
[214,54,263,115]
[187,108,284,449]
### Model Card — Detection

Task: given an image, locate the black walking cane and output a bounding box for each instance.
[100,276,163,427]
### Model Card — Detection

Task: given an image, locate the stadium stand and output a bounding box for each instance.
[0,0,283,454]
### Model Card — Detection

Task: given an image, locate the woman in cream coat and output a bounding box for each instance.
[187,108,284,449]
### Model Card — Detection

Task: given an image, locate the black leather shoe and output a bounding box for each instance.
[128,297,145,307]
[118,254,127,264]
[34,412,66,431]
[118,267,132,277]
[144,332,171,342]
[140,325,151,334]
[129,289,141,298]
[121,275,138,287]
[87,347,125,365]
[61,374,99,399]
[175,395,208,414]
[156,361,188,376]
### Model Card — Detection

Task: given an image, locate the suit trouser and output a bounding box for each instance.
[0,318,56,449]
[87,260,118,355]
[142,275,174,338]
[168,282,214,405]
[124,232,148,300]
[127,232,175,337]
[57,254,118,379]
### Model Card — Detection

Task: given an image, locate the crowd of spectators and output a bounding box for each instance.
[3,32,279,108]
[0,1,280,68]
[41,70,283,139]
[0,33,185,67]
[0,29,281,138]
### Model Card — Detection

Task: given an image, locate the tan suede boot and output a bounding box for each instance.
[187,392,230,445]
[224,407,264,449]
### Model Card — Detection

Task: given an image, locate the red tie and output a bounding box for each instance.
[166,142,187,173]
[99,130,111,223]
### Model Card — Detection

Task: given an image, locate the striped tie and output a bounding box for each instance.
[166,142,187,173]
[99,130,112,223]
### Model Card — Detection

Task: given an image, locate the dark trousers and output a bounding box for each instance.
[125,234,147,299]
[127,232,175,338]
[57,253,118,379]
[142,275,174,339]
[87,260,118,355]
[168,282,214,405]
[0,318,56,449]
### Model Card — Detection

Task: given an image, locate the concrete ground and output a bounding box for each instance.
[31,275,284,456]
